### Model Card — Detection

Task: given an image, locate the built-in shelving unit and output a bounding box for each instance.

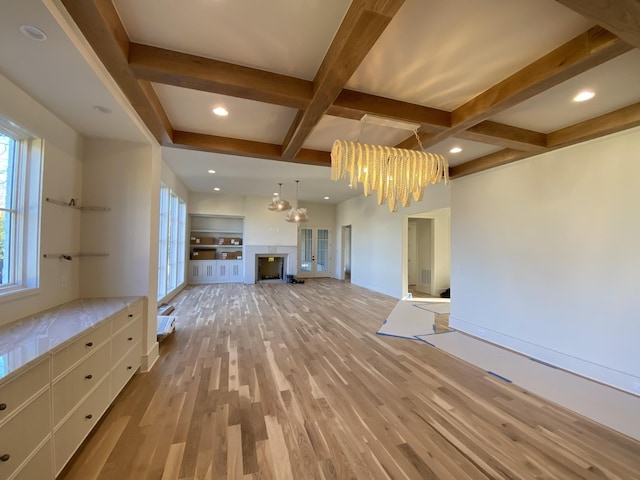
[188,215,244,284]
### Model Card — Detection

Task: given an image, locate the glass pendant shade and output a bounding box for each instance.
[285,207,309,223]
[284,180,309,223]
[267,183,291,211]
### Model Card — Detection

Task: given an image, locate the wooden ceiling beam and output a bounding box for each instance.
[61,0,173,145]
[171,131,331,167]
[459,121,547,152]
[547,100,640,148]
[414,26,632,150]
[280,0,406,159]
[449,149,530,179]
[555,0,640,49]
[128,43,313,110]
[450,100,640,179]
[328,89,450,132]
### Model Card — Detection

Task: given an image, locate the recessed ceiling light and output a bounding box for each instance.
[324,196,330,200]
[213,107,228,116]
[574,89,595,102]
[93,105,112,114]
[19,25,47,41]
[273,192,279,196]
[213,187,221,191]
[449,146,462,153]
[208,169,216,174]
[348,183,352,187]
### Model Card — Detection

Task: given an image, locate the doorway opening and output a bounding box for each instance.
[405,208,450,299]
[342,225,352,282]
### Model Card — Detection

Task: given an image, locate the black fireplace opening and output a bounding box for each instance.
[257,256,285,282]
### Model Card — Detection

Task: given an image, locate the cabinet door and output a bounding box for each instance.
[12,438,54,480]
[0,390,51,480]
[216,262,228,282]
[229,261,243,282]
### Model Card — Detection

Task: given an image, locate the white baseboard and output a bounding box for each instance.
[141,341,159,372]
[450,316,640,397]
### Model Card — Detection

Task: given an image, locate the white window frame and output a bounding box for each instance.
[157,183,186,302]
[0,116,42,301]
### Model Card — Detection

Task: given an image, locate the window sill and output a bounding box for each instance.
[0,286,40,304]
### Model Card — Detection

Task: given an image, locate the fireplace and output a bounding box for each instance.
[256,255,287,282]
[245,246,297,284]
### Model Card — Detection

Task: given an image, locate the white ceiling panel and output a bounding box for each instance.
[162,147,357,203]
[347,0,594,110]
[429,139,503,168]
[0,0,147,143]
[113,0,351,80]
[154,84,298,143]
[491,50,640,133]
[303,115,418,152]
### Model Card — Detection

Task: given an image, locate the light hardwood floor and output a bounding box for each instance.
[61,279,640,479]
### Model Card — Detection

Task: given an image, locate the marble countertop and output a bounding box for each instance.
[0,297,142,385]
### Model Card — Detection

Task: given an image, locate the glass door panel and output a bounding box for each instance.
[298,228,331,277]
[316,229,329,273]
[300,228,313,273]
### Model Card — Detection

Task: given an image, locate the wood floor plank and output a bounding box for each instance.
[59,280,640,480]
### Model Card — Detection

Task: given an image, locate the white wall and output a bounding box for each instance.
[450,127,640,395]
[0,74,83,325]
[189,192,245,216]
[432,209,451,295]
[415,218,432,293]
[80,138,161,370]
[244,195,298,246]
[336,183,451,298]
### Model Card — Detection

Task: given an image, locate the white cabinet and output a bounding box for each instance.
[188,260,216,284]
[0,298,144,479]
[189,215,244,284]
[110,304,142,400]
[229,260,243,282]
[0,359,51,480]
[188,259,244,284]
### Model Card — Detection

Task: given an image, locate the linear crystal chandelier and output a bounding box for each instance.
[330,115,449,212]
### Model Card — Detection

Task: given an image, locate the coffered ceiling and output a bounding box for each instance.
[1,0,639,204]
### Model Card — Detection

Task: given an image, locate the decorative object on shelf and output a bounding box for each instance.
[267,183,292,212]
[330,114,449,212]
[285,180,309,223]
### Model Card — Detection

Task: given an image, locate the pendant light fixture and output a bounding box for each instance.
[331,114,449,212]
[267,182,292,211]
[285,180,309,223]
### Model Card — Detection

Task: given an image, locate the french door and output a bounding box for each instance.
[298,228,331,278]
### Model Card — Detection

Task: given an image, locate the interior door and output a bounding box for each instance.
[298,228,331,278]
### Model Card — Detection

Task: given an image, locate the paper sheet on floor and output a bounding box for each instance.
[416,331,640,441]
[377,298,450,339]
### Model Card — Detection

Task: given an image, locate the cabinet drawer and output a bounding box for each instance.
[111,341,141,399]
[54,376,110,474]
[0,389,50,480]
[111,316,142,362]
[52,341,111,426]
[52,321,111,379]
[0,357,49,425]
[12,438,53,480]
[112,300,142,333]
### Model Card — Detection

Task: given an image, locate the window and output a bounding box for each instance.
[157,184,186,300]
[0,117,42,299]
